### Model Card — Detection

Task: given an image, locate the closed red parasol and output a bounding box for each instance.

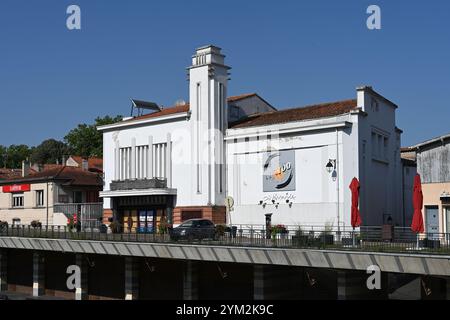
[349,177,362,229]
[411,174,424,233]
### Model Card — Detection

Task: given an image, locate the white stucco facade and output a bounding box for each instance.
[99,45,403,229]
[227,88,403,229]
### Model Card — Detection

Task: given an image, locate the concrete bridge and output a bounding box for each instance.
[0,235,450,300]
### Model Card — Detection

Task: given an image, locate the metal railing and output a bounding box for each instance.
[53,203,103,230]
[1,224,450,255]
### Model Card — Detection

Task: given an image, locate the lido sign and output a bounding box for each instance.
[263,150,296,192]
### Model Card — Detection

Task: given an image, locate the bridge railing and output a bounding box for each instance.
[0,224,449,255]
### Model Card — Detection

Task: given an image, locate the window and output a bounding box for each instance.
[230,106,240,119]
[73,191,83,204]
[36,190,44,207]
[371,130,389,161]
[58,195,69,203]
[12,193,24,208]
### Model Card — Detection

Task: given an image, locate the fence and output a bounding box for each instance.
[53,203,103,230]
[0,224,449,255]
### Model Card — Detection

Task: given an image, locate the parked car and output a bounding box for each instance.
[169,219,217,241]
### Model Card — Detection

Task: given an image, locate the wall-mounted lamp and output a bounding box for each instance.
[326,159,337,173]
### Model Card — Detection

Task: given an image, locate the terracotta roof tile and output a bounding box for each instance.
[0,166,102,186]
[230,99,358,129]
[0,169,22,180]
[70,156,103,171]
[227,93,257,102]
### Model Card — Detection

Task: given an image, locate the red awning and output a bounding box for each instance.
[349,177,362,229]
[411,174,425,234]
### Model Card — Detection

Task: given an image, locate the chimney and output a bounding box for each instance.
[21,160,30,177]
[82,159,89,171]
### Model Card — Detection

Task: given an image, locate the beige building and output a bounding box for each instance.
[404,133,450,234]
[0,166,103,228]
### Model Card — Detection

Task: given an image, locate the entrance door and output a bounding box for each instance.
[138,210,156,234]
[425,206,439,239]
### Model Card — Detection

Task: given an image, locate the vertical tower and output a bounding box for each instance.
[188,45,230,209]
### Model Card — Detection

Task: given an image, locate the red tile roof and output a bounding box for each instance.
[123,93,266,123]
[69,156,103,171]
[0,166,102,186]
[0,169,22,180]
[230,99,358,129]
[227,93,257,102]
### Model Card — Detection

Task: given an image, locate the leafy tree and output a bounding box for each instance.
[30,139,69,165]
[0,145,6,168]
[1,145,32,168]
[64,115,122,158]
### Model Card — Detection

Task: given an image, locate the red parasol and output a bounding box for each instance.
[411,174,424,233]
[349,177,362,229]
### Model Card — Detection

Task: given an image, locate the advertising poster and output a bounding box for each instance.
[138,210,147,233]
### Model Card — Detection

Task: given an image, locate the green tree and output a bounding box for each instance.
[2,145,32,168]
[64,115,122,158]
[30,139,69,165]
[0,145,6,168]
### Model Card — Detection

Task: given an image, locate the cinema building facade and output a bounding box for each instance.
[98,45,404,232]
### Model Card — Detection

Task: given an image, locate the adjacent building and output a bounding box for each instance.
[0,166,103,228]
[403,133,450,234]
[98,45,404,231]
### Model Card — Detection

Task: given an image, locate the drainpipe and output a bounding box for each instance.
[336,128,341,235]
[46,182,49,227]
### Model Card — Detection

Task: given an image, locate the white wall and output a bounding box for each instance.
[226,114,358,229]
[357,88,403,226]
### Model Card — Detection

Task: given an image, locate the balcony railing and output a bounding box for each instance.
[53,203,103,230]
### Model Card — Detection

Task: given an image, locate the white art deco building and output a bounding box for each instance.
[98,45,403,232]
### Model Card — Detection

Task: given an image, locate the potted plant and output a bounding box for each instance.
[158,217,169,235]
[0,221,8,233]
[30,220,42,229]
[67,216,77,232]
[271,224,288,240]
[109,221,122,234]
[317,222,334,246]
[292,226,310,247]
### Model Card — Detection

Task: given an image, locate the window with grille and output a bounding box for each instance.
[12,193,24,208]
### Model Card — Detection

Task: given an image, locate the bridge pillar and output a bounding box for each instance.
[75,254,89,300]
[253,265,302,300]
[0,250,7,292]
[125,257,139,300]
[446,278,450,300]
[337,270,388,300]
[183,261,199,300]
[32,252,45,297]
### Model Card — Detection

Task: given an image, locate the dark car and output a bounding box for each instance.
[170,219,217,241]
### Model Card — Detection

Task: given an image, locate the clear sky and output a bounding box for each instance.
[0,0,449,147]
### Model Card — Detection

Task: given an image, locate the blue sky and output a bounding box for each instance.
[0,0,449,147]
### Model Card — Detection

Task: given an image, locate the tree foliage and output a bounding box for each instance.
[30,139,69,165]
[1,115,122,169]
[64,115,122,158]
[0,144,33,168]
